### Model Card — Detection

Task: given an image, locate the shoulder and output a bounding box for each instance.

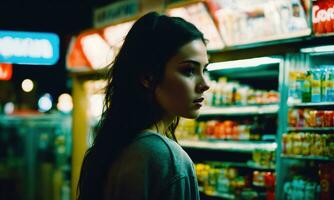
[131,132,194,176]
[104,132,198,199]
[134,132,182,155]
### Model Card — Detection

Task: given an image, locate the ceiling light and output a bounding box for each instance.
[207,57,281,71]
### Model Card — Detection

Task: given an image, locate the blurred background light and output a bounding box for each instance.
[57,93,73,113]
[38,93,52,112]
[21,79,34,92]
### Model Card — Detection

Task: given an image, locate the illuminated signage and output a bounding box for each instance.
[313,1,334,34]
[93,0,138,28]
[0,31,59,65]
[0,63,12,80]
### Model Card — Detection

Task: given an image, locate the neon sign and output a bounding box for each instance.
[0,31,59,65]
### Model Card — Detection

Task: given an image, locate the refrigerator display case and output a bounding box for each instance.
[276,46,334,200]
[0,113,72,200]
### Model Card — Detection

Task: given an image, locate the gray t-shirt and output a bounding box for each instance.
[103,131,200,200]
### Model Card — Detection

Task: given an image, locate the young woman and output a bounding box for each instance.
[78,11,210,200]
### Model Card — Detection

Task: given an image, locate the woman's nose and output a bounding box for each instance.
[197,77,210,93]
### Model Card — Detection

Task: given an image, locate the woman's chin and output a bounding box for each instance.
[180,110,200,119]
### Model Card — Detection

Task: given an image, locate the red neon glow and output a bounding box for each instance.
[0,63,13,80]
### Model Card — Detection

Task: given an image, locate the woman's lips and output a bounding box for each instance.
[193,97,204,103]
[193,97,204,108]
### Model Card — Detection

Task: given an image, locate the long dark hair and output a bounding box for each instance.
[77,11,205,200]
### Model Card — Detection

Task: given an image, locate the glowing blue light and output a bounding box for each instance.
[38,93,53,112]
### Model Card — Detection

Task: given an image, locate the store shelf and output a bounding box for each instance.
[281,154,334,161]
[199,189,235,200]
[199,161,275,170]
[0,113,69,125]
[179,139,277,153]
[288,102,334,108]
[209,34,334,64]
[287,127,334,132]
[199,104,279,116]
[246,161,275,171]
[205,192,235,200]
[314,32,334,38]
[225,29,311,48]
[214,161,248,168]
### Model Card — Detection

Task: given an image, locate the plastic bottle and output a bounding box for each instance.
[302,70,311,102]
[326,67,334,101]
[321,66,328,102]
[289,69,298,101]
[295,70,305,102]
[311,68,321,103]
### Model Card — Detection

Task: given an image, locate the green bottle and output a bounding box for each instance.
[302,70,311,102]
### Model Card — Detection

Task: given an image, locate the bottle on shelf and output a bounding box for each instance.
[289,65,334,104]
[282,132,334,158]
[288,108,334,128]
[195,161,276,199]
[204,77,279,107]
[176,118,275,141]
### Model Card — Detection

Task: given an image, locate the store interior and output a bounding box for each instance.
[1,0,334,200]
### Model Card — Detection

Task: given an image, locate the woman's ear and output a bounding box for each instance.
[140,75,154,89]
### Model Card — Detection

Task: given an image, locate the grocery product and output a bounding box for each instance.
[289,108,334,128]
[290,65,334,103]
[311,69,322,103]
[327,68,334,101]
[204,78,279,107]
[194,161,273,198]
[302,70,312,102]
[208,0,309,45]
[283,176,320,200]
[252,149,276,168]
[282,132,334,157]
[176,117,271,141]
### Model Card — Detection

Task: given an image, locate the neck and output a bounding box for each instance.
[146,114,175,135]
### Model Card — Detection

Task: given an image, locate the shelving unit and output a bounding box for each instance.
[0,113,72,200]
[287,127,334,132]
[281,155,334,161]
[200,104,279,116]
[179,139,277,153]
[199,189,236,200]
[207,192,235,200]
[246,161,276,171]
[288,102,334,108]
[275,42,334,199]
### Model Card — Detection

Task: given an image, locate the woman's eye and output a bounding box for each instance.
[181,67,195,76]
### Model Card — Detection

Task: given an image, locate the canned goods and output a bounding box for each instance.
[323,111,333,127]
[316,111,324,127]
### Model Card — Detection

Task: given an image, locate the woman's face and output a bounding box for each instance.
[155,39,209,119]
